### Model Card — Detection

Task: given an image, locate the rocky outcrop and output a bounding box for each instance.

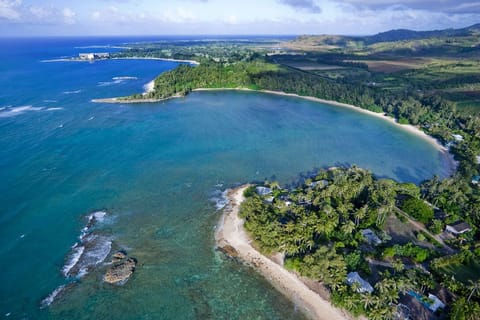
[104,251,137,285]
[217,244,238,258]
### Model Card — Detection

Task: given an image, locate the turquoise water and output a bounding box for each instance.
[0,37,450,319]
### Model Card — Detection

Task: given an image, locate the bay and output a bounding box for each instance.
[0,37,450,319]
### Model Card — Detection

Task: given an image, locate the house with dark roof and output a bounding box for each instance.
[445,221,472,235]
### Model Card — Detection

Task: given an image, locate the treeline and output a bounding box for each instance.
[136,58,479,231]
[145,58,479,161]
[239,167,480,319]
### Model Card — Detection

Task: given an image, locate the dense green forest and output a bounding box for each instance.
[116,26,480,319]
[240,167,480,319]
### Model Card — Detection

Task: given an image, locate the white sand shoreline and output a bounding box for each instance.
[143,80,155,96]
[92,85,456,176]
[215,185,350,320]
[194,88,457,176]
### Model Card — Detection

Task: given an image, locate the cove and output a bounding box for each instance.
[0,70,451,319]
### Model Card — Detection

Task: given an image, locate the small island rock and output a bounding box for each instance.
[104,250,137,285]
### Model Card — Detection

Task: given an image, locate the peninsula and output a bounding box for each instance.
[95,25,480,319]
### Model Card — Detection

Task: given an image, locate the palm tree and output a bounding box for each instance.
[362,293,376,311]
[392,258,405,275]
[354,205,367,226]
[341,220,356,235]
[467,279,480,302]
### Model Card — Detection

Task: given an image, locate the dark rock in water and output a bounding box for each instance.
[104,251,137,285]
[218,244,238,257]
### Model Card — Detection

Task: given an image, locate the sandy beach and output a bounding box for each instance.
[143,80,155,96]
[92,85,456,175]
[215,185,350,320]
[194,88,457,176]
[194,88,446,152]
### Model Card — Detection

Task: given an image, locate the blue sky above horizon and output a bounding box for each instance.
[1,0,480,36]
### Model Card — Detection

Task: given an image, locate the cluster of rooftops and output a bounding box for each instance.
[253,183,475,315]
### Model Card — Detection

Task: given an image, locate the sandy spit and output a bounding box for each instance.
[215,185,351,320]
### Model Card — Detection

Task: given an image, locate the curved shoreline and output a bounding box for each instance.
[92,87,456,176]
[215,185,350,320]
[194,88,457,176]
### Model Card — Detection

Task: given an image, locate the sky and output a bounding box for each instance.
[1,0,480,36]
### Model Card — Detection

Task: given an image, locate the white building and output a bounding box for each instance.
[346,272,374,293]
[445,221,472,235]
[256,186,272,196]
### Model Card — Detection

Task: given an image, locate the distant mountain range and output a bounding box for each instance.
[362,23,480,44]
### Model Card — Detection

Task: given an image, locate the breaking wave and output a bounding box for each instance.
[41,210,111,308]
[210,189,229,210]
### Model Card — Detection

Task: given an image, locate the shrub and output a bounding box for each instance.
[400,197,434,224]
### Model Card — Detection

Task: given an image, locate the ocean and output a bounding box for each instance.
[0,36,451,319]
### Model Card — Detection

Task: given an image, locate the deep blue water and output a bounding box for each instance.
[0,37,450,319]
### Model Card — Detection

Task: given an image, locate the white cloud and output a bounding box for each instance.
[162,7,197,23]
[30,6,51,20]
[63,8,76,24]
[91,10,101,20]
[223,15,238,25]
[0,0,21,20]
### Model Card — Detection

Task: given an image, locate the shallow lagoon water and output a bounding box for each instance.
[0,38,450,319]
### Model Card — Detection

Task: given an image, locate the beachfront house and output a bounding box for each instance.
[256,186,272,196]
[361,229,382,246]
[452,134,464,142]
[445,221,472,235]
[472,175,480,185]
[309,180,329,188]
[427,294,445,312]
[346,272,374,294]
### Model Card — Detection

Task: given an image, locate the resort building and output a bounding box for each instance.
[79,53,95,60]
[346,272,374,293]
[79,52,110,60]
[445,221,472,235]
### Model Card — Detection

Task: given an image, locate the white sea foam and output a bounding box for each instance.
[79,234,112,269]
[112,76,137,80]
[62,245,85,277]
[43,100,58,103]
[88,116,95,120]
[46,107,63,111]
[41,285,66,308]
[98,76,137,87]
[87,210,107,224]
[77,267,88,279]
[63,90,81,94]
[0,106,44,118]
[210,189,229,210]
